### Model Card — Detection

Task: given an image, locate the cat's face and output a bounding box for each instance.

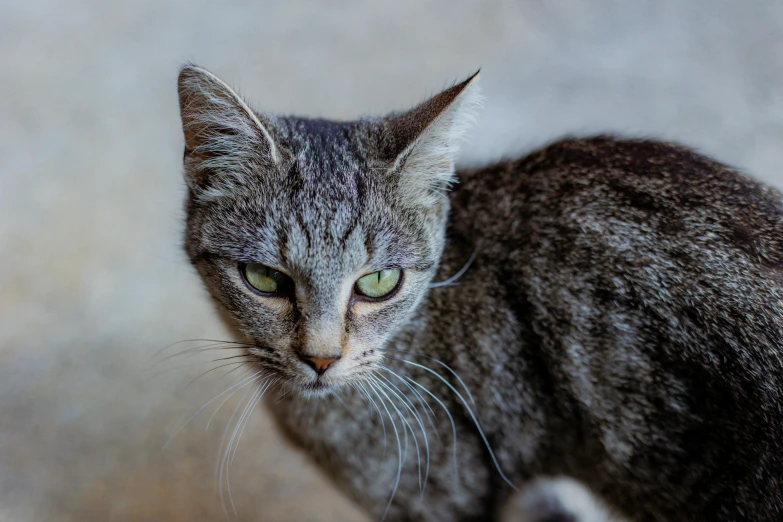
[179,65,479,396]
[184,139,447,395]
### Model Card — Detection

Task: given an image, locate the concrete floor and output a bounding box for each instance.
[2,1,783,520]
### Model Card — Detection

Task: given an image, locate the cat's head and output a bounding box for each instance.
[178,64,480,397]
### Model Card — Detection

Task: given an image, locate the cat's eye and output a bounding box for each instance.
[354,269,402,299]
[241,263,293,296]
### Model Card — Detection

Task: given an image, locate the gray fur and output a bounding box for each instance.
[177,64,783,521]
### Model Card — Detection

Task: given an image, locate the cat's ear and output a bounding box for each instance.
[178,64,281,198]
[381,71,482,206]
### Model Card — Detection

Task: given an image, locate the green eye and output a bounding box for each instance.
[355,269,402,299]
[242,263,292,295]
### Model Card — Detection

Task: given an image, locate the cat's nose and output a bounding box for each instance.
[300,354,341,376]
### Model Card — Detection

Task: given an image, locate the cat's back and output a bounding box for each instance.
[452,136,783,322]
[453,136,783,366]
[454,136,783,264]
[448,136,783,519]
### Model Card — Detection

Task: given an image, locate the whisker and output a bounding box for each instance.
[370,376,411,501]
[182,360,255,391]
[270,379,286,402]
[275,382,296,402]
[356,381,387,450]
[375,373,430,494]
[428,249,477,288]
[219,374,275,518]
[162,370,264,452]
[216,381,257,519]
[350,383,372,416]
[381,366,439,438]
[398,373,461,493]
[225,384,263,516]
[223,361,254,380]
[152,337,252,358]
[206,371,265,430]
[377,371,435,495]
[372,376,419,476]
[229,377,276,465]
[329,388,347,407]
[158,344,253,366]
[392,356,517,491]
[383,348,476,405]
[154,339,255,362]
[368,379,403,522]
[153,355,252,377]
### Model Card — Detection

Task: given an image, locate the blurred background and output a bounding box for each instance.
[2,1,783,520]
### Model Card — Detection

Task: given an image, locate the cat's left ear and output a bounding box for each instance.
[178,64,282,198]
[380,71,482,206]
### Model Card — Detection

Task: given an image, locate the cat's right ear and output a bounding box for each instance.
[376,72,482,207]
[177,64,281,198]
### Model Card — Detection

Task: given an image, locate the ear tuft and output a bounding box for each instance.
[383,72,482,206]
[178,64,280,199]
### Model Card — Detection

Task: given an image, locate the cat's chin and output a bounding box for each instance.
[294,379,339,399]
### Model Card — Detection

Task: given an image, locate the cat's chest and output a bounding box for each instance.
[269,389,382,457]
[268,388,418,504]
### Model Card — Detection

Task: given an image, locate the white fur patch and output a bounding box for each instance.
[504,477,627,522]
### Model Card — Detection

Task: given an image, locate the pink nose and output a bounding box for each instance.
[301,355,340,376]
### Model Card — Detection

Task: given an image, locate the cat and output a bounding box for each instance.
[176,63,783,521]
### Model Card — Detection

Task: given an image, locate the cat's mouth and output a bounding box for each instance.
[296,377,339,397]
[301,380,330,392]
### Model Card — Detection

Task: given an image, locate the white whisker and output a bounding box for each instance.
[373,375,423,492]
[154,356,251,376]
[384,348,476,405]
[378,370,433,495]
[400,373,462,493]
[162,370,264,452]
[217,382,256,519]
[152,338,253,359]
[230,378,277,464]
[223,384,263,516]
[329,388,347,407]
[206,371,265,430]
[220,375,273,517]
[357,381,387,451]
[428,248,478,288]
[381,366,439,437]
[394,357,517,491]
[369,379,403,521]
[156,341,252,363]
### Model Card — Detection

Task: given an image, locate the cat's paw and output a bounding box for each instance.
[501,477,625,522]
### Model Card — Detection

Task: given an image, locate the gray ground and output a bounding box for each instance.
[2,1,783,520]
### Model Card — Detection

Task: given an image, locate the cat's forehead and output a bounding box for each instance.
[276,116,370,176]
[211,169,421,277]
[257,117,382,219]
[204,120,408,271]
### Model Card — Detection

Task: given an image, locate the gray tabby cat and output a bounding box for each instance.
[176,64,783,521]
